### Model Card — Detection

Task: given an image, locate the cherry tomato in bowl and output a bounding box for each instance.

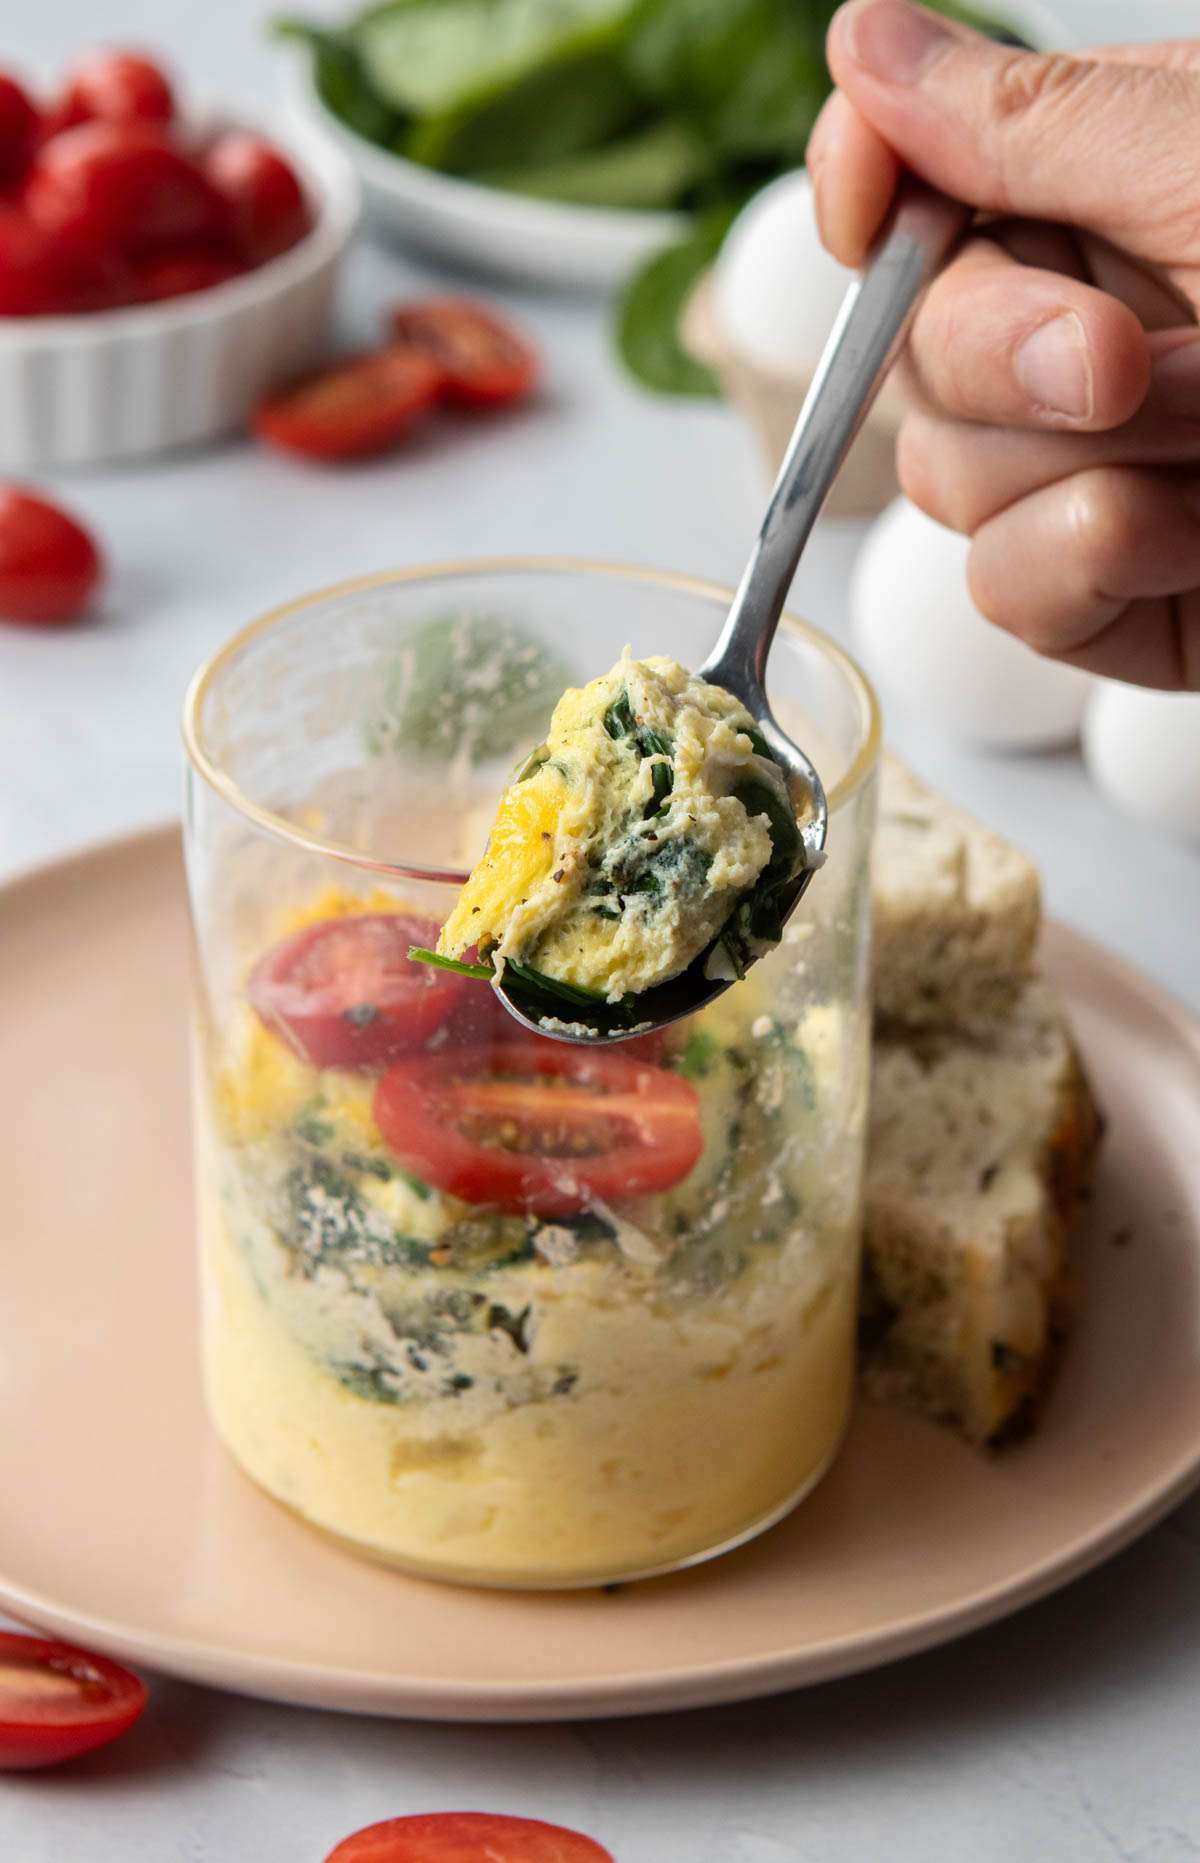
[25,123,227,256]
[374,1042,703,1217]
[248,914,468,1070]
[0,206,129,314]
[389,298,538,411]
[0,487,103,625]
[0,73,39,185]
[0,1630,146,1770]
[204,133,310,264]
[325,1811,614,1862]
[132,243,242,302]
[252,347,442,460]
[55,52,174,133]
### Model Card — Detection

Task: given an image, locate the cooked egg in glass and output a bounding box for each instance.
[184,566,878,1588]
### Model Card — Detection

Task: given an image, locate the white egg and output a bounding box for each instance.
[713,170,855,377]
[1083,681,1200,844]
[850,499,1093,751]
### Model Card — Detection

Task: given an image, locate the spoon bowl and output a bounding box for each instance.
[496,180,965,1045]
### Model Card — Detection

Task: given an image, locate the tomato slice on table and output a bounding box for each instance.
[0,1630,146,1770]
[252,348,442,460]
[55,52,175,132]
[0,488,103,624]
[325,1811,614,1862]
[374,1042,703,1216]
[389,298,538,411]
[248,915,467,1070]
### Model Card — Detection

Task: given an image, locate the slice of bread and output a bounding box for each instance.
[873,755,1041,1028]
[861,980,1102,1445]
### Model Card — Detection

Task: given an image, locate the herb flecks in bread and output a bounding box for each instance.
[862,981,1102,1446]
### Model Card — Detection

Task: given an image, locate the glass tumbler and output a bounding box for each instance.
[183,560,880,1589]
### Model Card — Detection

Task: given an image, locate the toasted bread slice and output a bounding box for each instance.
[861,980,1102,1445]
[873,756,1041,1028]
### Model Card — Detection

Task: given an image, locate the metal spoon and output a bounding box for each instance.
[498,180,967,1044]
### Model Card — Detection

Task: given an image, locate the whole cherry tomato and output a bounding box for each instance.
[0,73,39,185]
[0,487,103,624]
[204,133,309,264]
[25,123,227,256]
[132,243,242,302]
[55,52,174,132]
[0,206,128,315]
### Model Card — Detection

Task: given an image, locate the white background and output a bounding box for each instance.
[2,3,1199,1859]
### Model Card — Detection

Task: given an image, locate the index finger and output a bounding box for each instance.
[807,91,899,267]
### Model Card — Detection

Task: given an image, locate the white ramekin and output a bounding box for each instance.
[0,121,360,471]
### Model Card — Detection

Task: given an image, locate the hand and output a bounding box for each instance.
[807,2,1200,689]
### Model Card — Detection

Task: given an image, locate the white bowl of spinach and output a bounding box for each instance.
[278,0,1049,381]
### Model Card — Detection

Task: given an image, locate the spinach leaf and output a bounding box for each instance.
[503,961,611,1007]
[603,690,636,738]
[615,206,739,396]
[355,0,633,117]
[409,43,641,173]
[408,947,495,980]
[275,19,405,144]
[674,1028,720,1078]
[645,757,673,816]
[480,116,710,209]
[627,0,830,162]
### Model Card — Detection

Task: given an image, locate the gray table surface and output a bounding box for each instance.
[2,3,1199,1858]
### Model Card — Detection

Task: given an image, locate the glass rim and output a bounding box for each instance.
[182,556,882,885]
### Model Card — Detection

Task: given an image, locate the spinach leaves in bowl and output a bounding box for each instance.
[278,0,1030,391]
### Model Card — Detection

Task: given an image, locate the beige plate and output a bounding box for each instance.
[3,828,1200,1722]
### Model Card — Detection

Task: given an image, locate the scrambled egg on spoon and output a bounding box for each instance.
[435,652,801,1008]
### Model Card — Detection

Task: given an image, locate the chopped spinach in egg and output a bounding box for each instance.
[436,651,806,1004]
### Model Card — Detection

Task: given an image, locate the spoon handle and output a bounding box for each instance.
[700,179,968,698]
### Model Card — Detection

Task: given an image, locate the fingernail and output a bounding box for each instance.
[1152,339,1200,421]
[844,0,956,84]
[1015,313,1094,421]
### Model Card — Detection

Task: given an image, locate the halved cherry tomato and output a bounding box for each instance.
[0,487,103,624]
[252,348,442,460]
[0,1630,146,1770]
[0,74,39,186]
[132,243,241,302]
[248,914,467,1070]
[55,52,174,132]
[0,206,129,314]
[25,124,227,256]
[204,133,309,264]
[374,1043,703,1216]
[325,1811,614,1862]
[389,298,538,411]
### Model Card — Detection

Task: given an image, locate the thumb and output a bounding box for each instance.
[826,0,1200,270]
